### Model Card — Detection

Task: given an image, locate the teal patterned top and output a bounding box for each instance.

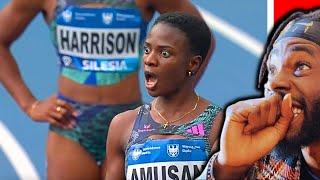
[49,0,147,85]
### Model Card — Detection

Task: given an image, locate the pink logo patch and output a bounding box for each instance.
[186,123,205,136]
[143,124,151,129]
[138,124,155,133]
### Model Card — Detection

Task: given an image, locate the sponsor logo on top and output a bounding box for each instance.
[102,12,113,25]
[62,10,72,22]
[131,148,142,160]
[167,144,179,158]
[62,55,72,66]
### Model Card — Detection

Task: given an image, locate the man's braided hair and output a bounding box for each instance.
[258,8,320,88]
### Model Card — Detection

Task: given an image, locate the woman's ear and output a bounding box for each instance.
[187,55,202,76]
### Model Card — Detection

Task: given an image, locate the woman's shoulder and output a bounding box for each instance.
[108,105,143,147]
[200,97,222,111]
[113,105,142,124]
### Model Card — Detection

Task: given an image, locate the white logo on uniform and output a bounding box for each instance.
[131,148,142,160]
[62,10,72,22]
[62,56,72,66]
[167,144,179,158]
[102,13,113,25]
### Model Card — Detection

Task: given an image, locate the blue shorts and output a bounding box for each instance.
[49,94,141,164]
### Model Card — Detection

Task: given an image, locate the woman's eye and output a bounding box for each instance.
[144,46,151,54]
[161,50,170,58]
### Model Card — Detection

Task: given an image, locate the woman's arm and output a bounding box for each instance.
[0,0,45,113]
[105,110,138,180]
[0,0,76,128]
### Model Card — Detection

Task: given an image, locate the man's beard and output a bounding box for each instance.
[275,99,320,157]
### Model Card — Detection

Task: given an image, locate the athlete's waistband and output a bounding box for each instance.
[57,92,142,107]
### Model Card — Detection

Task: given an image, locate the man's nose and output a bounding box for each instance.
[269,70,291,97]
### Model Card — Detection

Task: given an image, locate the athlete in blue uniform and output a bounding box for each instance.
[0,0,213,179]
[105,12,223,180]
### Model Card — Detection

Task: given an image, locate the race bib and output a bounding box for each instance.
[55,6,146,72]
[126,139,208,180]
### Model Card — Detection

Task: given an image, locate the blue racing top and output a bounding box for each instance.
[49,0,148,85]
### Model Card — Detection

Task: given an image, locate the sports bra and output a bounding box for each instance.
[125,103,222,179]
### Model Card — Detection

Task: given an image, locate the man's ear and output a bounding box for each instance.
[187,55,202,75]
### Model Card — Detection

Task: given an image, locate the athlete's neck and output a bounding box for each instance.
[153,90,198,119]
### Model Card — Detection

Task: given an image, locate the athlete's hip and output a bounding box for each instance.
[57,73,141,105]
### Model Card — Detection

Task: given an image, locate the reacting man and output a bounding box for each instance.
[199,8,320,180]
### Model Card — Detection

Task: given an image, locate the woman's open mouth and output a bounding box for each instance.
[144,71,158,90]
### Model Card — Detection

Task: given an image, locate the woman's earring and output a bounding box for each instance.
[188,71,192,77]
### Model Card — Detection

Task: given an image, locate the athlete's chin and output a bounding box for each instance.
[145,82,158,96]
[146,89,159,97]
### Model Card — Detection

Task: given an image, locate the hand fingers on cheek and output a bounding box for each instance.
[280,93,293,119]
[258,101,270,128]
[244,105,261,134]
[267,95,281,126]
[246,102,270,134]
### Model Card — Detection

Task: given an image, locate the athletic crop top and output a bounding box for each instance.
[49,0,148,85]
[125,103,222,179]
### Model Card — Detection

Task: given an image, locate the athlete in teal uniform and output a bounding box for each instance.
[105,12,223,179]
[0,0,212,179]
[49,0,147,165]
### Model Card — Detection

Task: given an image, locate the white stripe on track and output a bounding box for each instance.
[267,0,275,32]
[198,6,264,57]
[0,121,40,180]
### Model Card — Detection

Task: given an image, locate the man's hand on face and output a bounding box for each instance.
[218,93,294,166]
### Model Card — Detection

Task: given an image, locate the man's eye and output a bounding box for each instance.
[144,46,151,54]
[296,64,310,71]
[294,63,311,76]
[161,50,170,58]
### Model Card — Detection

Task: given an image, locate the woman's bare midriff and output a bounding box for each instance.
[58,73,141,105]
